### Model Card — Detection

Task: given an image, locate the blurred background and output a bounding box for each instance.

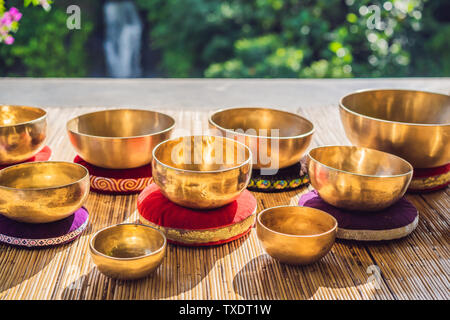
[0,0,449,78]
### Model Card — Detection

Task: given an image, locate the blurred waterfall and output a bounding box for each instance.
[103,1,142,78]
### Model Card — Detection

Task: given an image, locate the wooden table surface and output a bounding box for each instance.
[0,79,448,300]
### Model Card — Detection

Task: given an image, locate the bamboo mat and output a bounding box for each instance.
[0,106,449,300]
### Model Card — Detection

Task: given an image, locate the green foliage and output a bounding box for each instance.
[137,0,450,78]
[0,0,92,77]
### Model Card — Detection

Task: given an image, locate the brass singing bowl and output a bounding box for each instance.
[209,107,314,169]
[256,206,337,265]
[308,146,413,211]
[0,161,90,223]
[67,109,175,169]
[340,89,450,168]
[89,223,166,280]
[0,105,47,165]
[152,135,252,209]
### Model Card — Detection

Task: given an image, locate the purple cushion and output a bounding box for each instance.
[0,207,89,247]
[298,191,417,231]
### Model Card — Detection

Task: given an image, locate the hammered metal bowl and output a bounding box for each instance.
[152,135,252,209]
[0,105,47,165]
[67,109,175,169]
[256,205,337,265]
[89,223,166,280]
[209,107,314,169]
[0,161,90,223]
[308,146,413,211]
[340,89,450,168]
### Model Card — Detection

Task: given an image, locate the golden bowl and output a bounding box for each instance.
[152,135,252,209]
[0,105,47,165]
[340,89,450,168]
[308,146,413,211]
[89,223,166,280]
[256,206,337,265]
[0,161,90,223]
[67,109,175,169]
[209,107,314,169]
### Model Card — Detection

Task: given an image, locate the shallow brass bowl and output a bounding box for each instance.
[256,206,337,265]
[152,135,252,209]
[209,107,314,170]
[0,161,90,223]
[0,105,47,165]
[89,223,166,280]
[340,89,450,168]
[308,146,413,211]
[67,109,175,169]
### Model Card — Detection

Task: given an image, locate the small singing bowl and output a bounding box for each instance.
[0,105,47,165]
[67,109,175,169]
[209,107,314,169]
[308,146,413,212]
[89,224,166,280]
[152,135,252,209]
[256,206,337,265]
[340,89,450,168]
[0,161,90,223]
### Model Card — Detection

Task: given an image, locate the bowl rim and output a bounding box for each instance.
[0,161,89,191]
[66,108,176,139]
[208,106,315,139]
[89,223,167,261]
[257,205,338,238]
[152,135,253,174]
[0,105,47,128]
[308,145,414,178]
[339,88,450,127]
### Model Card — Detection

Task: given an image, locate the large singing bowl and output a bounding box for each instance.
[209,107,314,169]
[152,135,252,209]
[67,109,175,169]
[308,146,413,212]
[0,161,90,223]
[0,105,47,165]
[340,89,450,168]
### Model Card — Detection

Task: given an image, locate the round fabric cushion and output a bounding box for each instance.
[74,156,152,195]
[0,145,52,170]
[0,207,89,247]
[299,191,418,241]
[248,160,309,192]
[137,183,257,246]
[409,163,450,192]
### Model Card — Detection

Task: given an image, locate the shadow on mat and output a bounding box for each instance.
[0,244,66,294]
[61,233,249,299]
[232,254,353,299]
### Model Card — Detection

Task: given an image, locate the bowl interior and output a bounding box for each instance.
[154,136,250,171]
[67,109,174,138]
[341,90,450,125]
[92,224,165,259]
[259,206,336,236]
[0,105,46,127]
[0,162,87,189]
[309,146,412,177]
[210,108,314,137]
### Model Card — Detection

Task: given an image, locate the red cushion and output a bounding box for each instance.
[74,156,151,179]
[137,183,257,246]
[74,156,152,194]
[0,145,51,170]
[409,163,450,192]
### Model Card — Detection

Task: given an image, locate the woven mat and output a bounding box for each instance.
[0,106,448,300]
